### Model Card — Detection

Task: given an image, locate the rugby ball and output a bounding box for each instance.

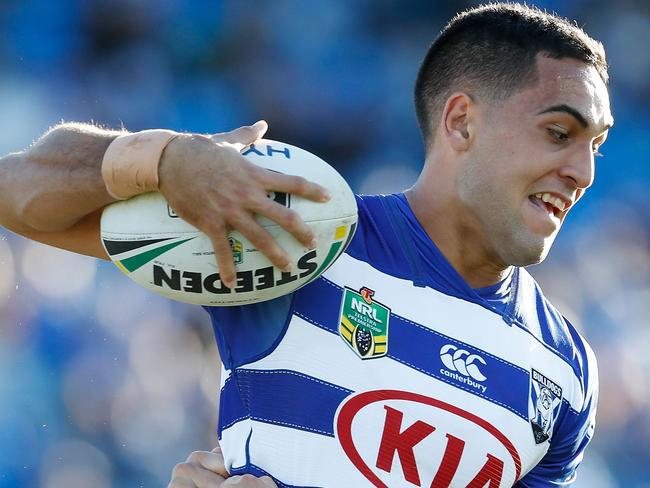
[100,139,358,306]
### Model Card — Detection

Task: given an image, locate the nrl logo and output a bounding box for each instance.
[339,286,390,359]
[529,369,563,444]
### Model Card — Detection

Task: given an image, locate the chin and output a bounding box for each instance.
[498,235,553,268]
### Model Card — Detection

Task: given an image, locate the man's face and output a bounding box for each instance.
[457,55,613,267]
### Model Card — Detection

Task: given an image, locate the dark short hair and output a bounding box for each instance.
[414,3,608,148]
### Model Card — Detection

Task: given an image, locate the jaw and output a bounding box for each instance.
[523,195,563,238]
[484,199,560,268]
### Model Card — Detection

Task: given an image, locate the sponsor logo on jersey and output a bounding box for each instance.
[339,287,390,359]
[439,344,488,394]
[529,369,562,444]
[336,389,521,487]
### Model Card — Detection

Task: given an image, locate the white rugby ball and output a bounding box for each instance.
[100,139,358,306]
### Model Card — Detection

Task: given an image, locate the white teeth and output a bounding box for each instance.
[533,193,566,212]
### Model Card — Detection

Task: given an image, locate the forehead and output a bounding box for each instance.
[516,55,612,131]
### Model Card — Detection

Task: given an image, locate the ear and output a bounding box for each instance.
[441,92,475,152]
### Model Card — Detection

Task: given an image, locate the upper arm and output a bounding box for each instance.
[0,124,118,256]
[3,208,109,260]
[515,401,596,487]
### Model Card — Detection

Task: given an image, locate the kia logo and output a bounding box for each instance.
[336,390,522,487]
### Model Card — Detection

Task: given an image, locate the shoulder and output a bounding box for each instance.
[345,194,411,278]
[515,271,598,486]
[515,270,594,366]
[515,268,598,408]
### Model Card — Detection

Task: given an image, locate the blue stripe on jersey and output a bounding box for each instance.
[220,369,353,437]
[351,194,586,377]
[294,277,530,420]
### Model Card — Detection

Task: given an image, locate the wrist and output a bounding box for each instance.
[158,133,214,195]
[101,129,180,200]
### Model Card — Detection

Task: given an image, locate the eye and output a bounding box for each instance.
[547,127,569,143]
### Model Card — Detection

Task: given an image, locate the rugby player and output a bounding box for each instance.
[0,3,612,487]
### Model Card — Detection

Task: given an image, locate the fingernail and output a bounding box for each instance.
[282,262,293,273]
[253,120,266,130]
[320,190,331,202]
[308,238,318,249]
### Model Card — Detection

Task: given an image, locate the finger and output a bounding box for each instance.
[254,201,316,249]
[203,222,237,289]
[228,214,292,271]
[211,121,268,150]
[259,476,279,487]
[261,171,330,202]
[186,450,229,478]
[171,462,227,488]
[222,474,274,487]
[167,480,195,488]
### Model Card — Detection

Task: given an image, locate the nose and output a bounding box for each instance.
[557,143,595,190]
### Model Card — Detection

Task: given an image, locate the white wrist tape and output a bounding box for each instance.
[101,129,179,200]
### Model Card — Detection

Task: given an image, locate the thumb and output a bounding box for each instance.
[211,120,268,149]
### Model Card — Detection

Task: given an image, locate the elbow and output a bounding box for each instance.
[19,202,75,232]
[19,196,76,232]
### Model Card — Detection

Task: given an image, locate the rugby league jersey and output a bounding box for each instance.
[204,193,598,488]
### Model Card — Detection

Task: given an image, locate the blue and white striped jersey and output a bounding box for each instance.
[205,193,598,488]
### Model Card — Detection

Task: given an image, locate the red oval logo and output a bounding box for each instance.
[336,390,522,487]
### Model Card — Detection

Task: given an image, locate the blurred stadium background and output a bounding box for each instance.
[0,1,648,487]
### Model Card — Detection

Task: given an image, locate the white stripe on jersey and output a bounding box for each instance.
[323,253,587,411]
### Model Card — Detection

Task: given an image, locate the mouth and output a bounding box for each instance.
[528,192,570,220]
[525,193,568,236]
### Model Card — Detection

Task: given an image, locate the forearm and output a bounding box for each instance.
[0,122,120,233]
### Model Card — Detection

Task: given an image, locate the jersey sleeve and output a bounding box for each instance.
[203,293,295,369]
[515,324,599,487]
[346,194,410,275]
[202,196,371,369]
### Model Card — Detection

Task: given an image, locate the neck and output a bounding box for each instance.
[405,174,512,289]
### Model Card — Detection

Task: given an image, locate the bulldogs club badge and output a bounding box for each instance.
[529,369,563,444]
[339,287,390,359]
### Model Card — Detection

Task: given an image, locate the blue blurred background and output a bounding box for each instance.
[0,1,648,486]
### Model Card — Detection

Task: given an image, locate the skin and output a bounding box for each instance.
[406,54,613,288]
[168,447,277,488]
[0,121,330,288]
[168,54,614,488]
[0,55,612,487]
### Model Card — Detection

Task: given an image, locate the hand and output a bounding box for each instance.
[158,121,330,288]
[168,447,278,488]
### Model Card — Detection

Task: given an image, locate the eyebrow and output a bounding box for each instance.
[537,104,614,132]
[538,104,588,127]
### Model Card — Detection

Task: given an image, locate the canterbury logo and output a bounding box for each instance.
[439,344,487,382]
